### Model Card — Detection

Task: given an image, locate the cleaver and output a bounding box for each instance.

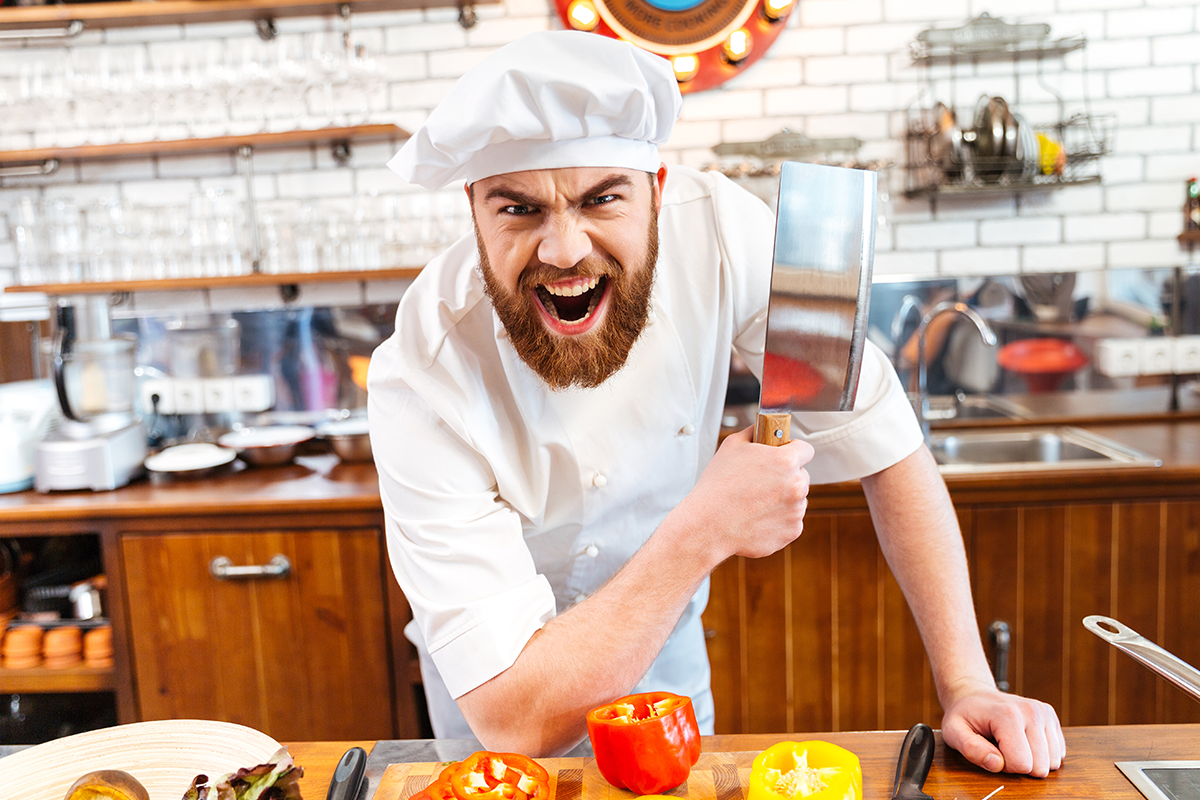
[754,161,878,446]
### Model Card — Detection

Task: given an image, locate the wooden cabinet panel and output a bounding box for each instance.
[704,510,939,735]
[122,528,395,741]
[968,499,1200,727]
[1159,501,1200,723]
[1112,502,1162,725]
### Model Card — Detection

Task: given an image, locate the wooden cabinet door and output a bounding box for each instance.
[967,499,1200,726]
[121,528,395,741]
[704,509,945,734]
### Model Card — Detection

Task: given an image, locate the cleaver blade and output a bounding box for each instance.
[754,161,878,446]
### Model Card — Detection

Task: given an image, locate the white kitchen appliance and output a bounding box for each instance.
[35,297,146,492]
[0,380,60,493]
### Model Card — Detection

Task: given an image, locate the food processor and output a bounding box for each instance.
[34,296,147,492]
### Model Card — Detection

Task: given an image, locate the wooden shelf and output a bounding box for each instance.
[1179,230,1200,245]
[4,266,423,295]
[0,664,114,693]
[0,0,496,33]
[0,124,408,167]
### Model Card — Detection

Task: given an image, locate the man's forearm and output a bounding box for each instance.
[456,508,719,756]
[860,445,996,707]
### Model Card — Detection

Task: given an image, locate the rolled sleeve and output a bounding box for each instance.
[791,341,925,483]
[371,338,557,699]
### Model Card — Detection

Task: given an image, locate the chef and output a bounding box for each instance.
[368,30,1064,773]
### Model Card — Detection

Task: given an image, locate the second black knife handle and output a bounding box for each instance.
[892,723,934,795]
[328,746,368,800]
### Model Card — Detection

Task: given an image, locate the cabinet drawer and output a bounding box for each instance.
[121,528,394,741]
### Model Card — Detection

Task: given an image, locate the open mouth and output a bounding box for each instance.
[534,275,608,329]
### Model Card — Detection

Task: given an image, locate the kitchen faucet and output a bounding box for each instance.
[914,301,997,440]
[890,293,925,375]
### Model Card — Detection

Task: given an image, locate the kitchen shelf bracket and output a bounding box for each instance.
[0,19,83,42]
[0,159,59,179]
[254,17,278,41]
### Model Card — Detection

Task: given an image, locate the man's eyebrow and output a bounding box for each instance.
[482,173,637,206]
[482,185,542,206]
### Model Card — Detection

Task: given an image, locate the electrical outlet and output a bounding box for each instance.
[233,375,275,412]
[1174,335,1200,374]
[1138,338,1173,375]
[1095,339,1139,378]
[140,378,175,415]
[173,379,206,414]
[203,378,235,413]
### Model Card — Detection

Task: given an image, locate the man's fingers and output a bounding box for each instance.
[942,717,1005,774]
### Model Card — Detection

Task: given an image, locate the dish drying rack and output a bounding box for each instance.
[902,13,1113,200]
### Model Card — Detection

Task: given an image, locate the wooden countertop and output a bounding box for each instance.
[287,725,1200,800]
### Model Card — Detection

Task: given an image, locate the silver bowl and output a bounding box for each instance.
[315,419,372,463]
[217,426,315,467]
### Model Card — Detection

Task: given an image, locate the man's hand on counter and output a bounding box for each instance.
[940,681,1066,778]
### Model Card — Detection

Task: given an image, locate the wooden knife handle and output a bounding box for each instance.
[754,413,791,446]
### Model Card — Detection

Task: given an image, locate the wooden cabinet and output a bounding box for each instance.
[704,507,951,735]
[966,498,1200,726]
[121,526,396,741]
[704,492,1200,735]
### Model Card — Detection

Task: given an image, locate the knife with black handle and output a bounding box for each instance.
[891,723,935,800]
[327,746,368,800]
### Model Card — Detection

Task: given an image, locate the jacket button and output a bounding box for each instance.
[592,473,607,488]
[679,424,696,436]
[585,544,599,558]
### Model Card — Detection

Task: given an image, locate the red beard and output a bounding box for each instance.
[477,215,658,390]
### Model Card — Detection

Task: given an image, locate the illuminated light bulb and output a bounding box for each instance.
[567,0,599,31]
[722,29,752,63]
[763,0,793,21]
[672,54,699,82]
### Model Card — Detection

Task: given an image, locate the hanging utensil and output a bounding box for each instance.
[1084,615,1200,702]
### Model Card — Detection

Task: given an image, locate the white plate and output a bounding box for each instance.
[315,417,369,437]
[217,425,314,450]
[0,719,284,800]
[144,443,237,473]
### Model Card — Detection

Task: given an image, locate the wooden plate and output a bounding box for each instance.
[0,719,284,800]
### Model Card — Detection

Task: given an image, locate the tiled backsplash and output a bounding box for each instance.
[3,0,1200,313]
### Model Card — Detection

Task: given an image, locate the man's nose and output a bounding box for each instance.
[537,214,592,268]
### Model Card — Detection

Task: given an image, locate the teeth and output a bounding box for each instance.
[542,276,599,297]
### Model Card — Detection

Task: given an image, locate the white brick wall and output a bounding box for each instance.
[0,0,1198,301]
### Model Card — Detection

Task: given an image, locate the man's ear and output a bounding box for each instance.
[654,163,668,214]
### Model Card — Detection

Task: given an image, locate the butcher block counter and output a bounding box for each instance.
[1,413,1199,742]
[286,725,1200,800]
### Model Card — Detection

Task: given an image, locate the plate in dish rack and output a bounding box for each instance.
[0,719,284,800]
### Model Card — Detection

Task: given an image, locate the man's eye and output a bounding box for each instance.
[501,204,537,216]
[587,194,619,206]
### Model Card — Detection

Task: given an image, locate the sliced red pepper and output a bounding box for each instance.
[418,764,460,800]
[586,691,702,795]
[448,752,549,800]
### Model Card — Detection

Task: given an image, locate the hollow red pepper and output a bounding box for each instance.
[411,763,460,800]
[447,752,549,800]
[586,691,702,795]
[747,741,861,800]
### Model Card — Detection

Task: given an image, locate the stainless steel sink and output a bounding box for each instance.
[929,427,1162,473]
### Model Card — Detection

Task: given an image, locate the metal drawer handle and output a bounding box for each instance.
[209,554,291,580]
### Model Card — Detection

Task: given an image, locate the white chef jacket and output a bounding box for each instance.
[368,165,923,739]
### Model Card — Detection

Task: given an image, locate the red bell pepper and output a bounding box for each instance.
[586,691,702,795]
[448,752,550,800]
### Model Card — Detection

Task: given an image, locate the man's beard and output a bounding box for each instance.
[477,217,658,391]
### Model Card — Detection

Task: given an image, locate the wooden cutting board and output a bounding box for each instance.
[373,752,762,800]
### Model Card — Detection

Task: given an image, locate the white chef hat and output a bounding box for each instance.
[387,30,682,189]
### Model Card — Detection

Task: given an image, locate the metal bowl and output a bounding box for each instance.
[217,426,315,467]
[315,418,372,463]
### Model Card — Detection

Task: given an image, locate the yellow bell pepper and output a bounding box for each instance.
[747,741,862,800]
